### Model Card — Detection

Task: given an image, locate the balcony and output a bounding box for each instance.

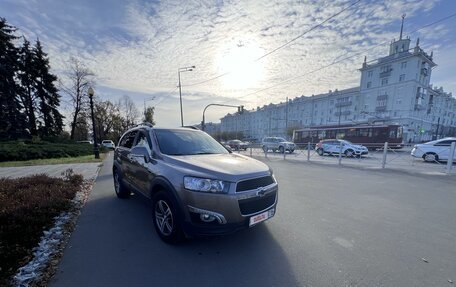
[375,106,387,112]
[414,103,424,110]
[335,101,352,107]
[376,94,388,100]
[335,110,351,116]
[379,70,392,78]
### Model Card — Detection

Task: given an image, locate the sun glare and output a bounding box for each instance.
[215,38,265,90]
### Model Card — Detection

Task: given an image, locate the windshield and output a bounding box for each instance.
[277,137,287,142]
[341,140,353,145]
[155,129,229,156]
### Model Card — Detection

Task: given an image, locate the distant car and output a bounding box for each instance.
[227,139,248,150]
[102,140,115,150]
[262,137,295,153]
[315,139,369,157]
[77,140,93,144]
[411,137,456,162]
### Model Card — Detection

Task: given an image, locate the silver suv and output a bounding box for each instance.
[113,125,278,243]
[262,137,296,153]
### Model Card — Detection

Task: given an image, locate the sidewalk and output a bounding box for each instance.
[0,162,102,180]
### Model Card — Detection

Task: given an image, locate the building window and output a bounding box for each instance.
[367,70,373,78]
[381,78,388,85]
[399,74,405,82]
[401,61,407,69]
[367,81,372,88]
[330,100,334,105]
[380,65,391,73]
[396,99,402,104]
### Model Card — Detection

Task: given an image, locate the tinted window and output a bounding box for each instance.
[119,130,138,148]
[435,140,455,146]
[155,130,228,156]
[134,131,151,148]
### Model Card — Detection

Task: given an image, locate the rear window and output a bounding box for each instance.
[155,130,228,156]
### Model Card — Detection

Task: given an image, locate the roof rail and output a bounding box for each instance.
[136,122,154,128]
[182,125,200,130]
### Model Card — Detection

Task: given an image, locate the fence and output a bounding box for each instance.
[233,142,456,175]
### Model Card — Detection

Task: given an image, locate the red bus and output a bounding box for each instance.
[292,124,404,149]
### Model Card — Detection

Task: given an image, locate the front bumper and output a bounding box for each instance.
[181,184,278,236]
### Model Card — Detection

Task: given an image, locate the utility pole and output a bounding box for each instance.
[285,97,288,138]
[338,105,342,126]
[435,116,440,140]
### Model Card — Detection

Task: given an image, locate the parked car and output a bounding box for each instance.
[102,140,115,150]
[315,139,369,157]
[411,137,456,162]
[113,125,278,243]
[262,137,296,153]
[226,139,248,150]
[77,140,93,144]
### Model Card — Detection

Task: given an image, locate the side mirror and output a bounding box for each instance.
[130,146,151,163]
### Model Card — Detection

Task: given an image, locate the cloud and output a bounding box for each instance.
[3,0,452,127]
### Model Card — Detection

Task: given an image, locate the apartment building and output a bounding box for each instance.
[221,31,455,142]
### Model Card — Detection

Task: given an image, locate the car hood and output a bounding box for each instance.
[164,153,270,180]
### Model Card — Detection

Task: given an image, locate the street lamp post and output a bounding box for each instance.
[178,66,195,126]
[87,87,100,159]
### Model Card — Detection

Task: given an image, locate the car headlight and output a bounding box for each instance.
[184,176,229,193]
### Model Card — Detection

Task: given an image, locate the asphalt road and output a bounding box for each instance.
[50,154,456,287]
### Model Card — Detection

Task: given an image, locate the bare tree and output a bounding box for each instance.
[60,58,94,140]
[118,95,139,130]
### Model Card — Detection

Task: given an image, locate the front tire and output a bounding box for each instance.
[316,148,324,156]
[262,145,268,153]
[279,146,285,153]
[344,149,355,157]
[152,191,184,244]
[113,170,130,199]
[423,153,438,162]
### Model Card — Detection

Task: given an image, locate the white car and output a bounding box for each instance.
[316,139,369,157]
[102,140,116,150]
[262,137,296,153]
[411,137,456,162]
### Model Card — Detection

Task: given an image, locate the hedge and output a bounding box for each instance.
[0,141,97,162]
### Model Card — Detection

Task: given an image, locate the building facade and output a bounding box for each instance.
[220,33,456,143]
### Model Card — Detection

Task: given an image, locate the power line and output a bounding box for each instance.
[183,0,362,87]
[241,11,456,99]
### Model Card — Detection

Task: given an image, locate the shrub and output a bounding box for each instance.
[0,172,83,285]
[0,141,94,162]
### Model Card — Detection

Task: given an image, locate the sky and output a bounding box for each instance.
[2,0,456,127]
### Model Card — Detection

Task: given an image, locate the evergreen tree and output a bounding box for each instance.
[18,37,38,136]
[0,18,26,139]
[33,40,63,136]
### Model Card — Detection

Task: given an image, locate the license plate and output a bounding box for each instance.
[249,208,275,227]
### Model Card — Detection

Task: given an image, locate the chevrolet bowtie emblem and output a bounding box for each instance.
[256,187,268,197]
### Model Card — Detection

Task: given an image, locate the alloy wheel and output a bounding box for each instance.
[155,200,174,236]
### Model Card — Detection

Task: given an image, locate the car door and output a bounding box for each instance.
[434,140,456,160]
[326,141,338,154]
[128,130,156,196]
[116,130,138,185]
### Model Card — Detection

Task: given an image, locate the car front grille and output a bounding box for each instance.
[238,190,277,215]
[236,176,274,192]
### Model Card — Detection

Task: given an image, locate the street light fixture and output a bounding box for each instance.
[178,66,195,126]
[87,86,100,159]
[202,103,243,131]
